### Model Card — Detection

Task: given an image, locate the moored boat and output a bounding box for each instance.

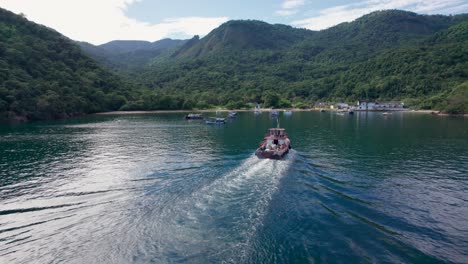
[283,110,292,116]
[205,117,226,125]
[228,112,237,118]
[185,113,203,120]
[255,125,291,160]
[336,110,346,116]
[270,110,279,117]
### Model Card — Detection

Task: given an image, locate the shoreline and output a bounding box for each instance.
[2,109,465,124]
[95,108,308,115]
[94,109,465,116]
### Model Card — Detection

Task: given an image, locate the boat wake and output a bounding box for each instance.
[146,152,295,262]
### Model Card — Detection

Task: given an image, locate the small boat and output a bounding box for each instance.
[270,110,279,117]
[205,117,226,125]
[185,113,203,120]
[255,120,291,160]
[228,112,237,118]
[283,110,292,116]
[382,112,392,116]
[336,109,346,115]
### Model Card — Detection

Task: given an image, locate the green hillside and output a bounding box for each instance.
[77,38,187,73]
[116,10,466,112]
[0,8,135,122]
[1,8,467,122]
[172,20,313,59]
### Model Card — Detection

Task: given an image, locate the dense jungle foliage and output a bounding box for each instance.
[1,8,467,121]
[0,8,140,121]
[126,11,467,112]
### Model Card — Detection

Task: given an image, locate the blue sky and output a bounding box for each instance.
[2,0,468,44]
[124,0,351,24]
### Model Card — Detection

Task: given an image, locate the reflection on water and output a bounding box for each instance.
[0,112,467,263]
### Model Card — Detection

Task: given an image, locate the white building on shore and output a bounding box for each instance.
[356,101,405,111]
[331,103,349,109]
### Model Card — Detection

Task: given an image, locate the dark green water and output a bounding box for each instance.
[0,112,467,263]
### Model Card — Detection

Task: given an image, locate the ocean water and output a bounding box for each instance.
[0,112,467,263]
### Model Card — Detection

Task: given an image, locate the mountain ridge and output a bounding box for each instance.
[124,10,467,113]
[1,8,467,122]
[0,7,135,122]
[172,20,314,59]
[77,38,188,72]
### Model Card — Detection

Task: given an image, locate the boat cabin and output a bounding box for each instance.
[267,128,286,138]
[264,128,288,150]
[255,127,291,159]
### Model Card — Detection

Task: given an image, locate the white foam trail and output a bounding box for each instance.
[150,151,296,262]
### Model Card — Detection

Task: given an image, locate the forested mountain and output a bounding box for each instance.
[110,10,465,113]
[77,38,187,72]
[100,39,186,54]
[0,8,135,122]
[1,8,466,122]
[172,20,313,59]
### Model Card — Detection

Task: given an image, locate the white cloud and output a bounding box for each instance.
[0,0,228,45]
[282,0,305,9]
[275,9,298,16]
[276,0,306,16]
[292,0,468,30]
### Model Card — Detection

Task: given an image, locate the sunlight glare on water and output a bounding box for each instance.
[0,112,467,263]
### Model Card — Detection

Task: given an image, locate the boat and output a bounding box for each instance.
[336,109,346,116]
[205,117,226,125]
[348,109,354,115]
[228,112,237,118]
[254,105,261,115]
[255,120,291,159]
[185,113,203,120]
[382,112,392,116]
[320,109,326,113]
[283,110,292,116]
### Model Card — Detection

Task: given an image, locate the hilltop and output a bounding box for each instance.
[1,8,467,122]
[112,10,466,112]
[0,8,136,121]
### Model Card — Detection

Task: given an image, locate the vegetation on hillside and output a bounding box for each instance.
[115,11,467,113]
[1,8,467,122]
[77,39,187,73]
[0,8,137,121]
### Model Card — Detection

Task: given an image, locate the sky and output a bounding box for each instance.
[1,0,468,45]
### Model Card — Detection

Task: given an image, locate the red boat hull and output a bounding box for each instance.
[255,149,289,159]
[255,127,291,160]
[255,145,290,160]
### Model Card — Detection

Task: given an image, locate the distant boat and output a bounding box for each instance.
[228,112,237,118]
[382,112,392,116]
[185,113,203,120]
[283,110,292,116]
[270,110,279,117]
[205,117,226,125]
[255,122,291,159]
